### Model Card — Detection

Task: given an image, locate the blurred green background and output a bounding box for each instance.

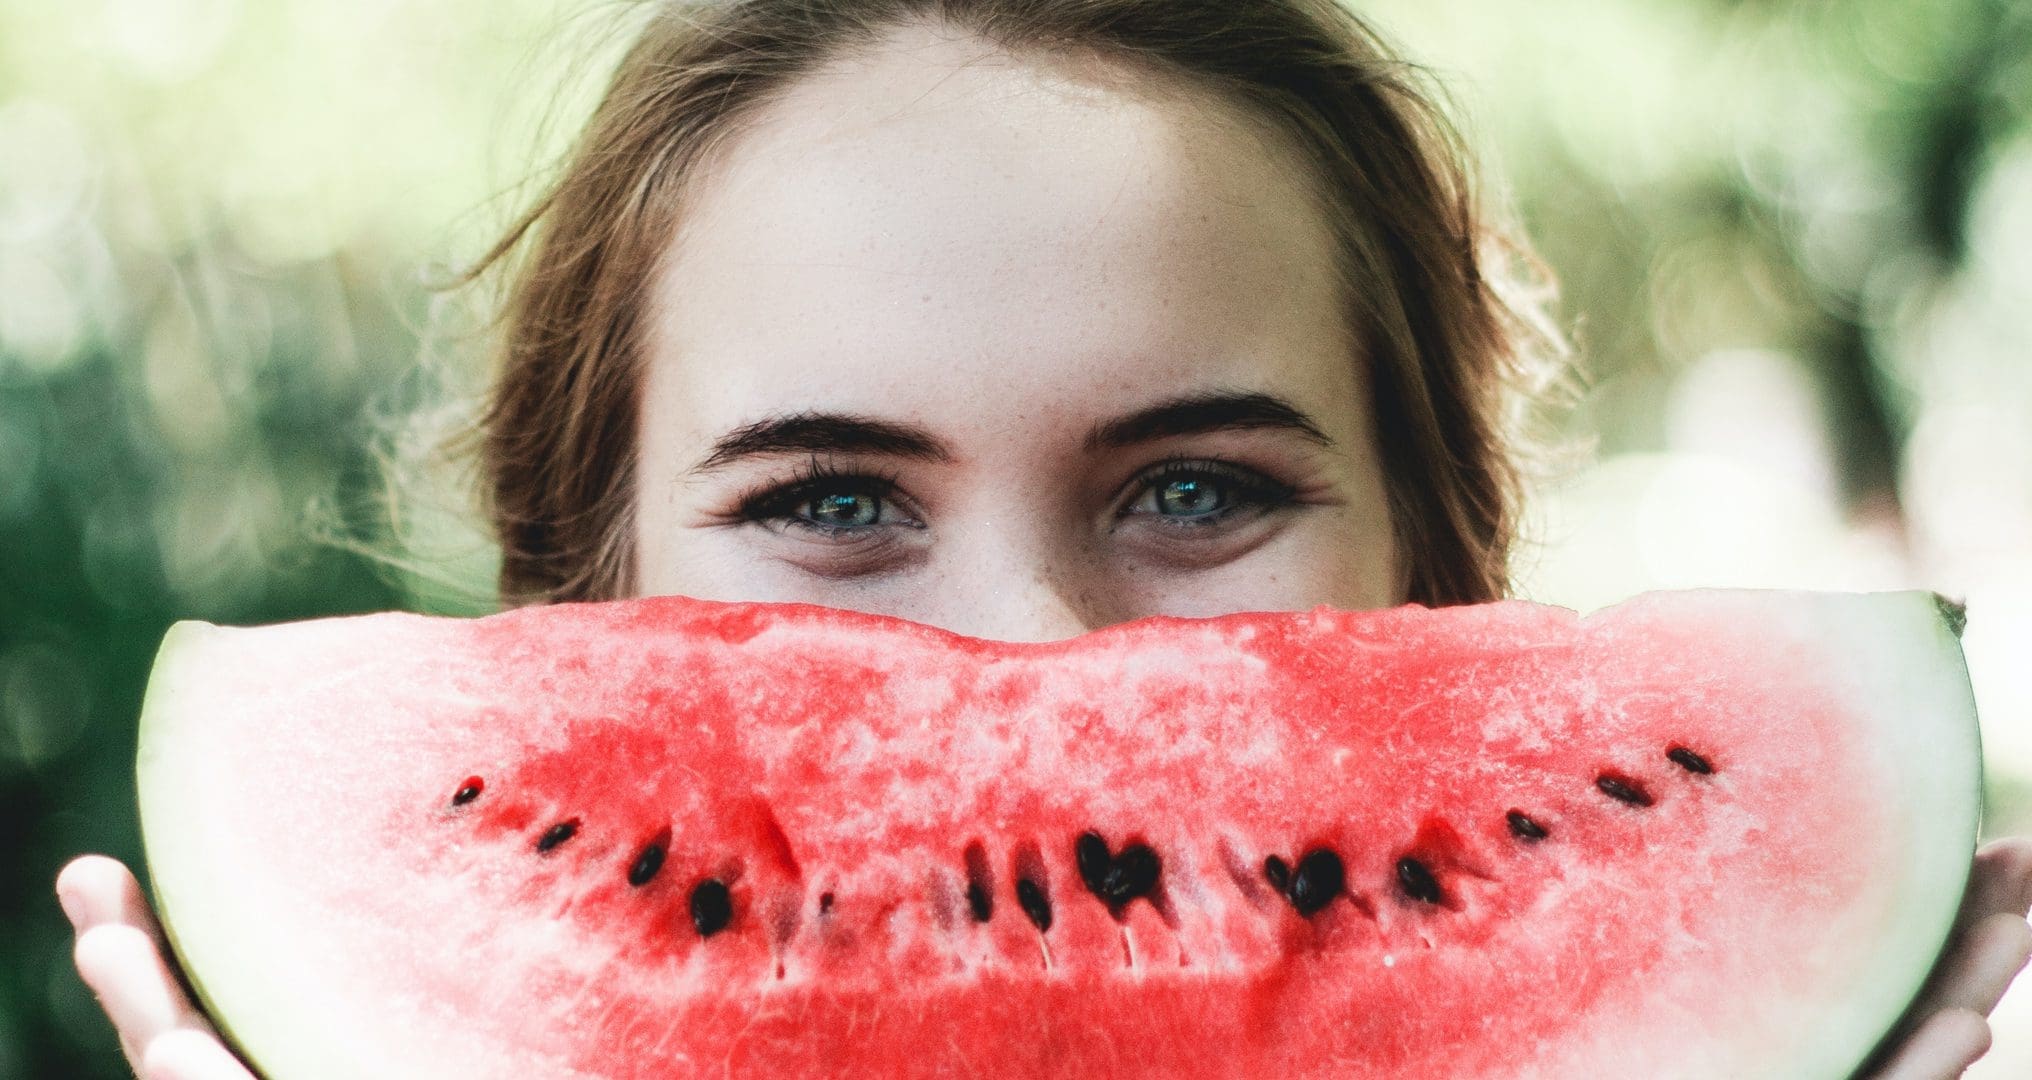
[2,0,2028,1075]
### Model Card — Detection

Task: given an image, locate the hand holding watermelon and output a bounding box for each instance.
[58,856,255,1080]
[1865,840,2032,1078]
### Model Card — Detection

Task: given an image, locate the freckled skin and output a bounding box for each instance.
[635,22,1401,640]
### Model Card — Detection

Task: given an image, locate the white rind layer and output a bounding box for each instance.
[138,616,531,1079]
[1788,590,1983,1076]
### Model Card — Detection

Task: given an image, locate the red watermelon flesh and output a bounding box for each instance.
[135,589,1980,1079]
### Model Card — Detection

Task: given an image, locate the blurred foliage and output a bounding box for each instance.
[2,0,2029,1075]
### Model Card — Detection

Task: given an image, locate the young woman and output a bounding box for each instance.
[58,1,2032,1076]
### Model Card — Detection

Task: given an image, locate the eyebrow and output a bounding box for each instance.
[689,389,1335,474]
[692,412,952,473]
[1083,390,1334,452]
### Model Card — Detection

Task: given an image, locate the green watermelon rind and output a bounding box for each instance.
[133,590,1984,1080]
[1816,590,1983,1078]
[136,621,299,1077]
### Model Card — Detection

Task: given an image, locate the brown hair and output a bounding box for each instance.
[473,0,1567,608]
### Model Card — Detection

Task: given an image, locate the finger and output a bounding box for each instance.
[1908,911,2032,1021]
[141,1029,258,1080]
[57,855,170,950]
[73,923,171,1071]
[74,924,218,1053]
[1960,839,2032,926]
[1866,1007,1991,1080]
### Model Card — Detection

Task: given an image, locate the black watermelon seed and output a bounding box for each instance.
[627,839,666,887]
[1289,849,1345,916]
[535,819,579,853]
[1075,832,1112,897]
[965,881,993,923]
[1263,855,1291,893]
[451,777,483,807]
[1506,810,1549,841]
[690,879,733,937]
[818,891,835,915]
[962,841,993,923]
[1667,746,1715,775]
[1015,877,1053,933]
[1396,857,1443,905]
[1595,774,1655,807]
[1099,844,1161,905]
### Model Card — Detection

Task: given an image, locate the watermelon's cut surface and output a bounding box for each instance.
[135,590,1981,1079]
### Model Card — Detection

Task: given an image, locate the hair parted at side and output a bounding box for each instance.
[471,0,1569,609]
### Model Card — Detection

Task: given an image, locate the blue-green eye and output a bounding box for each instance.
[808,492,880,528]
[1125,460,1295,528]
[1155,477,1220,517]
[736,459,910,541]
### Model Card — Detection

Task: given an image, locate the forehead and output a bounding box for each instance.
[647,21,1359,455]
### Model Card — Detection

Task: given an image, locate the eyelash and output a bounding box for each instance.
[736,457,911,541]
[733,455,1297,541]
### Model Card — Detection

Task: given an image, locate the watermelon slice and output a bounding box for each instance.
[135,589,1981,1079]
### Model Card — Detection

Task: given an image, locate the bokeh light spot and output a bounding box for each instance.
[80,498,164,614]
[0,397,43,524]
[1903,404,2032,566]
[1665,348,1836,502]
[0,252,85,375]
[101,0,239,84]
[155,465,276,617]
[0,99,95,244]
[0,643,92,772]
[141,293,238,456]
[1965,135,2032,311]
[1955,572,2032,791]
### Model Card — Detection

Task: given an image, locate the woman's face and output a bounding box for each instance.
[636,23,1401,642]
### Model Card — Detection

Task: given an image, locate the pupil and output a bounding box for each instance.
[1160,479,1219,517]
[811,493,875,527]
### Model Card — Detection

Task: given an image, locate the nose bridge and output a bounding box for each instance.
[979,571,1098,644]
[939,528,1110,644]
